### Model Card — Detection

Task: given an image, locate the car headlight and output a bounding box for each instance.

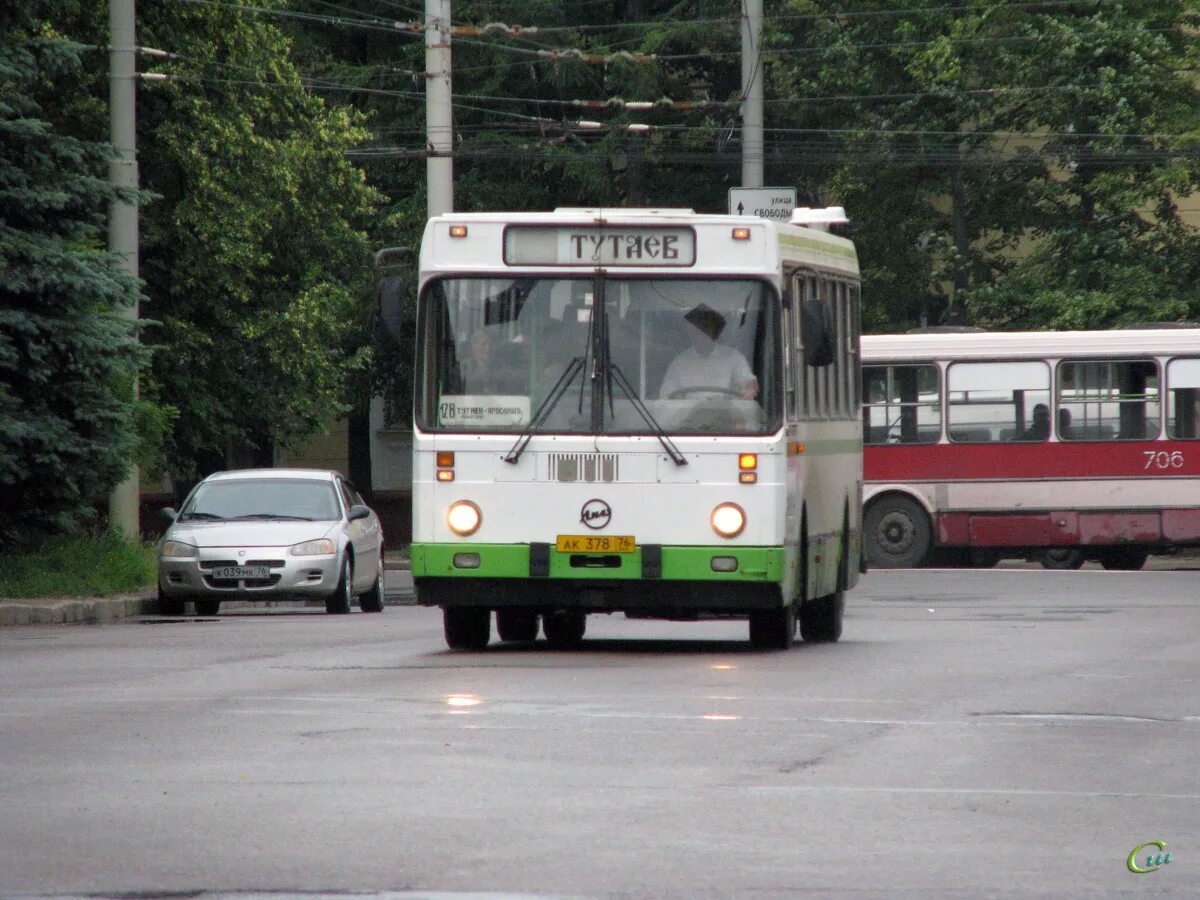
[711,503,746,538]
[446,500,482,536]
[290,538,336,557]
[160,541,198,559]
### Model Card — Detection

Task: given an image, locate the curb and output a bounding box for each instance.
[0,593,155,627]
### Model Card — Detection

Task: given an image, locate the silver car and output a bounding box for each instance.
[156,468,385,616]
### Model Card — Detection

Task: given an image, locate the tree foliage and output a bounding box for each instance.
[0,2,146,541]
[292,0,1200,332]
[130,4,385,481]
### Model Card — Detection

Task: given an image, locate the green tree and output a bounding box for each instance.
[128,3,385,486]
[0,2,146,541]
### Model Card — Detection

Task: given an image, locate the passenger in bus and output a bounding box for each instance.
[659,303,759,400]
[455,328,525,394]
[1024,403,1051,441]
[1057,407,1074,440]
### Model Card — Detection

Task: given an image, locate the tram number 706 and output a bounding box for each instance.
[1144,450,1185,470]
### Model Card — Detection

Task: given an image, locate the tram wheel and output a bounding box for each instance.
[864,495,931,568]
[496,609,539,642]
[1099,548,1149,571]
[748,604,796,650]
[1036,548,1085,570]
[543,610,586,649]
[443,607,491,651]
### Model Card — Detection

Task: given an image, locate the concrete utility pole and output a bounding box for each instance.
[740,0,764,188]
[426,0,453,216]
[108,0,140,539]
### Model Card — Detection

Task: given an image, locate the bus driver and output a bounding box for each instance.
[659,303,759,400]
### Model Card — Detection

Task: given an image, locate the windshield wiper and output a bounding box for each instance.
[181,512,224,521]
[231,513,314,521]
[605,363,687,466]
[504,357,585,464]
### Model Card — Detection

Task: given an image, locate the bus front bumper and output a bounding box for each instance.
[411,543,788,612]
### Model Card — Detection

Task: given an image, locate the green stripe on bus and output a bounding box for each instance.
[411,543,785,582]
[778,233,859,263]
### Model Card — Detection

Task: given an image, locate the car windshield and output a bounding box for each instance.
[416,276,780,436]
[180,479,341,521]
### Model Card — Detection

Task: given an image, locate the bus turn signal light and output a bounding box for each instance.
[436,451,455,467]
[731,227,751,241]
[738,453,757,470]
[449,225,468,238]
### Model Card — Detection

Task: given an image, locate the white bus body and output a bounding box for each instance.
[406,208,863,649]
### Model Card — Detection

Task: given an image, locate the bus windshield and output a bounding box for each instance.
[417,276,781,436]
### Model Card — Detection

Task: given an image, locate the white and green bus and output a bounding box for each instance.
[403,207,863,650]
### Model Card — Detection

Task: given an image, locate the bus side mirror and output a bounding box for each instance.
[801,298,835,367]
[374,247,413,342]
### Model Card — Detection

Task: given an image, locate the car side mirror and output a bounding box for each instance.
[160,507,178,522]
[348,504,372,522]
[801,298,835,367]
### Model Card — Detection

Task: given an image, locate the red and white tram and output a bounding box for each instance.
[861,327,1200,569]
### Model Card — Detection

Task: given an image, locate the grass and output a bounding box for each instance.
[0,532,157,599]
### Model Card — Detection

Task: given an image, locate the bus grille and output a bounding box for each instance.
[548,452,619,483]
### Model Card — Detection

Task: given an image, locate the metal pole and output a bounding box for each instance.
[740,0,763,188]
[108,0,140,539]
[426,0,453,216]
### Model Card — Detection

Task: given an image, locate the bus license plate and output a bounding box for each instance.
[555,535,637,554]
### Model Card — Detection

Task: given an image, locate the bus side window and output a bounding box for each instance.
[791,273,807,417]
[1057,359,1160,441]
[1167,358,1200,440]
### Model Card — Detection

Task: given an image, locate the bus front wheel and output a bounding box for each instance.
[748,604,795,650]
[543,610,586,649]
[864,495,931,568]
[444,607,491,651]
[496,609,539,642]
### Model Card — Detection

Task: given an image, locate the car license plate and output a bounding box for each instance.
[210,565,271,580]
[555,535,636,553]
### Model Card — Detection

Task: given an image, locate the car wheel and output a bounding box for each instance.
[194,599,220,616]
[358,554,385,613]
[496,609,539,642]
[1037,548,1085,570]
[325,556,352,614]
[864,495,931,568]
[542,610,586,649]
[157,586,185,617]
[443,607,490,650]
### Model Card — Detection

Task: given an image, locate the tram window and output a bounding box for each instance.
[947,361,1050,443]
[1167,358,1200,439]
[1057,359,1160,441]
[863,364,941,444]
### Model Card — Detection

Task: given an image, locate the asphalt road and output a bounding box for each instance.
[0,568,1196,899]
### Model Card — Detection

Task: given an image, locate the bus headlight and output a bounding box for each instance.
[710,503,746,538]
[446,500,482,536]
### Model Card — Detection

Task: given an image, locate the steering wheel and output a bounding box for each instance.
[669,386,743,399]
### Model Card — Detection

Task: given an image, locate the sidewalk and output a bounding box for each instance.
[0,551,412,627]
